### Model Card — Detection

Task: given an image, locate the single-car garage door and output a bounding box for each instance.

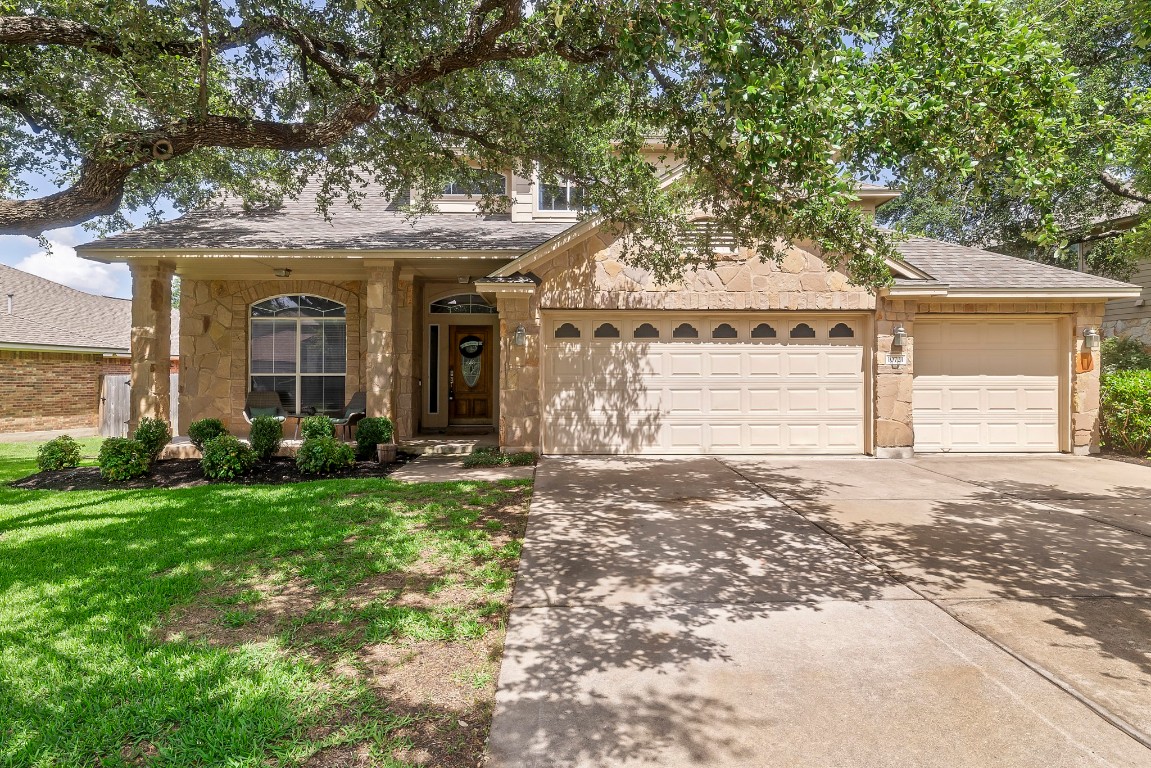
[913,317,1063,453]
[542,313,866,454]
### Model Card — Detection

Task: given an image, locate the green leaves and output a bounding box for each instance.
[1,0,1080,285]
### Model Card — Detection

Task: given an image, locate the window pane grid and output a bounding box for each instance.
[251,296,346,414]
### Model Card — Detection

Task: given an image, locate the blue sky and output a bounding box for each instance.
[0,174,175,299]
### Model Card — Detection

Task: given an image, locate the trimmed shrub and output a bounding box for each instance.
[188,418,228,451]
[248,416,283,461]
[301,414,335,440]
[1100,370,1151,456]
[296,436,355,475]
[201,435,258,480]
[98,438,151,482]
[1102,335,1151,375]
[462,445,537,468]
[353,416,394,460]
[133,417,172,463]
[36,435,82,471]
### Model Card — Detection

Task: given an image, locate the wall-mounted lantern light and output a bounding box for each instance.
[514,324,527,347]
[892,324,907,348]
[1083,327,1101,351]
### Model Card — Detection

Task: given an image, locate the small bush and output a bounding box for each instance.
[353,416,394,460]
[188,418,228,451]
[36,435,82,471]
[462,446,538,468]
[98,438,151,482]
[300,414,335,440]
[201,435,258,480]
[296,436,355,475]
[248,416,283,461]
[133,416,172,463]
[1102,335,1151,375]
[1100,370,1151,456]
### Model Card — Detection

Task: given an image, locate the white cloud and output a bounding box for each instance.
[14,241,131,298]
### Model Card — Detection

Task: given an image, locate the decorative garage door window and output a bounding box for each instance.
[430,294,497,314]
[458,335,484,387]
[250,295,346,414]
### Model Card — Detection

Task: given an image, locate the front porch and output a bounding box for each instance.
[123,257,535,453]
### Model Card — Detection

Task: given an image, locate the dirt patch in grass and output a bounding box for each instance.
[152,485,530,768]
[158,576,326,646]
[10,454,418,491]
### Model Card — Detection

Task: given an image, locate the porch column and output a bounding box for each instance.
[393,273,416,439]
[1072,302,1106,454]
[496,294,541,452]
[365,261,397,419]
[128,261,174,433]
[874,297,915,458]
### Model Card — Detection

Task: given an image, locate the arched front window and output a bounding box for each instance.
[430,294,497,314]
[250,295,346,414]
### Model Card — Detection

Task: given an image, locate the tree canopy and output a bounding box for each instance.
[879,0,1151,278]
[0,0,1077,285]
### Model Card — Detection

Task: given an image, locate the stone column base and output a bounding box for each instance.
[874,446,915,459]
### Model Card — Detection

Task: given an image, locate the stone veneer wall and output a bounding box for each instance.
[876,299,1106,454]
[179,279,365,435]
[0,350,131,433]
[496,232,872,451]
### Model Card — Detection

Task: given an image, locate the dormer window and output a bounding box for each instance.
[539,178,583,211]
[442,172,506,197]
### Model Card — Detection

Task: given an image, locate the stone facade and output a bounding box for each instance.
[875,298,1106,455]
[496,295,540,452]
[129,262,174,432]
[0,350,131,433]
[179,278,365,435]
[534,234,874,312]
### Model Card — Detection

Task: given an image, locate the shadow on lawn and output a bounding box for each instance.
[0,477,528,767]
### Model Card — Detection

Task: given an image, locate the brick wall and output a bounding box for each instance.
[0,350,131,433]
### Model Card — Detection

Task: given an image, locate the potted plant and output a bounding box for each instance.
[354,417,396,464]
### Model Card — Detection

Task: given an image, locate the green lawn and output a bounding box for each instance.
[0,439,530,767]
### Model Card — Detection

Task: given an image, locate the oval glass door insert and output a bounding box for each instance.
[459,335,484,387]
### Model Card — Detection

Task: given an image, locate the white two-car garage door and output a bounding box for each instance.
[542,313,866,454]
[913,317,1063,453]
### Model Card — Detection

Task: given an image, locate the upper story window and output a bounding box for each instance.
[539,178,584,211]
[430,294,497,314]
[442,172,506,197]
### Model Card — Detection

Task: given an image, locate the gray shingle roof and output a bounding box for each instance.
[77,191,573,252]
[0,264,178,353]
[894,236,1136,291]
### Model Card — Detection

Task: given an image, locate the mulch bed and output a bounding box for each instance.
[10,453,420,491]
[1098,449,1151,469]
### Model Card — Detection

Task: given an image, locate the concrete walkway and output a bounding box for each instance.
[488,455,1151,767]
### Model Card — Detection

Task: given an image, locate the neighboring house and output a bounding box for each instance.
[0,264,178,435]
[1065,207,1151,347]
[75,164,1139,456]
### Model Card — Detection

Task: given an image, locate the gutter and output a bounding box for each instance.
[882,285,1141,300]
[0,342,130,355]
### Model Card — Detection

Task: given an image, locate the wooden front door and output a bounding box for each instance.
[449,325,493,423]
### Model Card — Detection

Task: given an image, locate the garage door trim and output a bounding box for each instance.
[540,311,874,455]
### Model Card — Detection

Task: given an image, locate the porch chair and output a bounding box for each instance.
[330,391,367,440]
[243,390,288,424]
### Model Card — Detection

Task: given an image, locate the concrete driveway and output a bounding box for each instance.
[488,455,1151,767]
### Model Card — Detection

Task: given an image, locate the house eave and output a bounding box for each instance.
[882,285,1141,300]
[0,341,130,355]
[77,247,528,263]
